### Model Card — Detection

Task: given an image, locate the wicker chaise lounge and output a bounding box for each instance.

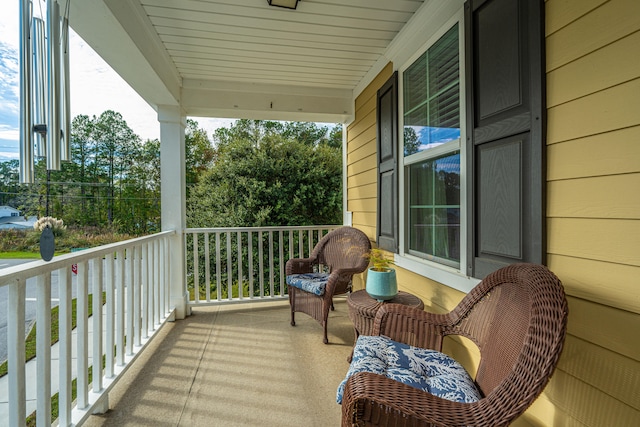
[286,226,371,344]
[340,263,568,426]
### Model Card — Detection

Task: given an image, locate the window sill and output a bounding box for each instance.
[394,254,480,294]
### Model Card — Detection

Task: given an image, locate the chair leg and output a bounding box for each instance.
[289,290,296,326]
[323,300,330,344]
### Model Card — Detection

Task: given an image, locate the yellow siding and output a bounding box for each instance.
[547,174,640,219]
[541,0,640,423]
[346,2,640,424]
[547,218,640,266]
[544,0,605,35]
[548,255,639,314]
[547,30,640,107]
[547,126,640,179]
[545,0,640,71]
[547,78,640,143]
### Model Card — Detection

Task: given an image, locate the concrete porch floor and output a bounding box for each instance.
[83,298,354,427]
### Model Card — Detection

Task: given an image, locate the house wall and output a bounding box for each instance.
[539,0,640,425]
[345,0,640,424]
[0,206,20,217]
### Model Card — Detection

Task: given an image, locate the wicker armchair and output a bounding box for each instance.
[286,226,371,344]
[341,263,568,427]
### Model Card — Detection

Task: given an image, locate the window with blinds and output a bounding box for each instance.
[403,25,459,156]
[402,23,462,268]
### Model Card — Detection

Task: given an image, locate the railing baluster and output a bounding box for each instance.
[147,242,155,333]
[36,273,52,426]
[77,261,89,409]
[159,238,168,319]
[105,252,115,377]
[226,232,232,300]
[183,232,188,301]
[259,230,264,298]
[205,232,210,302]
[7,278,26,427]
[269,231,274,297]
[163,237,169,314]
[126,248,134,355]
[298,229,303,258]
[193,232,199,303]
[279,230,284,296]
[237,231,243,299]
[248,231,254,298]
[289,230,294,265]
[216,232,221,301]
[116,250,125,365]
[134,245,142,347]
[58,267,72,425]
[141,245,148,339]
[154,239,160,326]
[92,256,104,393]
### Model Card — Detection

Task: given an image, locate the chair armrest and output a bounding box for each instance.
[285,257,317,275]
[342,372,483,427]
[322,267,366,296]
[373,304,453,351]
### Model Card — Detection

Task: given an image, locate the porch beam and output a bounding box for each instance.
[182,79,353,123]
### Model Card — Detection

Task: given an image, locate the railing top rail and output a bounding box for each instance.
[0,229,176,287]
[184,225,342,234]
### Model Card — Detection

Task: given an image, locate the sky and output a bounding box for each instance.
[0,0,235,162]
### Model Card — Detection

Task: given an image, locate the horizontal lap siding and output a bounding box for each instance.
[542,0,640,424]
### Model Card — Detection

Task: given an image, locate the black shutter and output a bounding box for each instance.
[465,0,546,278]
[377,72,399,253]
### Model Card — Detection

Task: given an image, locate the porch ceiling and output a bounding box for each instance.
[66,0,426,123]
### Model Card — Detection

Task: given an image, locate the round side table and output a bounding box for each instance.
[346,290,424,361]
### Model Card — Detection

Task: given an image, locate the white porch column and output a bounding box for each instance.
[158,105,189,319]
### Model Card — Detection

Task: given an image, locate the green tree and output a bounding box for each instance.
[92,110,140,224]
[117,138,161,233]
[185,119,214,199]
[404,126,420,156]
[187,120,342,228]
[0,160,20,206]
[0,111,162,234]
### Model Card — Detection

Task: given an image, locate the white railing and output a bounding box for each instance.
[184,225,340,305]
[0,230,174,427]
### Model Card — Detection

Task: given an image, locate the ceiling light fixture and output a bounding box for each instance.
[268,0,299,10]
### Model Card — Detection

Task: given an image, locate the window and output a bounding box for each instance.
[401,24,462,269]
[375,0,545,283]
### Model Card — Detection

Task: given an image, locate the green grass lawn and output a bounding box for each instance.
[0,251,41,259]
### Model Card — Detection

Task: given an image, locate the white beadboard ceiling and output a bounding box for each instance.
[68,0,426,122]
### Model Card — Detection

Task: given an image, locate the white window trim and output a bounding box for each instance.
[395,7,478,294]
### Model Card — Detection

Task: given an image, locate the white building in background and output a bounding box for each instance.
[0,206,21,218]
[0,205,35,229]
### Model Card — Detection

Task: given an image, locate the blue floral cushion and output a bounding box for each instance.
[337,335,482,404]
[286,273,330,296]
